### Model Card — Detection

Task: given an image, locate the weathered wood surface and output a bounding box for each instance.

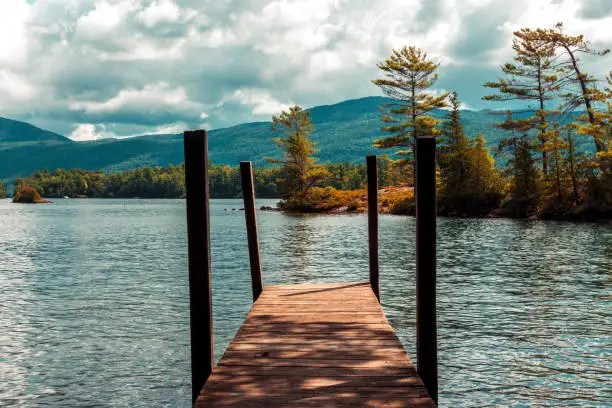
[195,282,436,407]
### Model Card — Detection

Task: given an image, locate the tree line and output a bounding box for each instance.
[12,161,408,200]
[268,22,611,219]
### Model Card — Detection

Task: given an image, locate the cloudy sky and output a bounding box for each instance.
[0,0,610,141]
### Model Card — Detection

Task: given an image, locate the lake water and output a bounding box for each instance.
[0,198,610,407]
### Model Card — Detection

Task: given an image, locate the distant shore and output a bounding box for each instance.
[10,194,609,222]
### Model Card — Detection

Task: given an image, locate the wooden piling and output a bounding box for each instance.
[183,130,214,405]
[415,136,438,404]
[240,161,263,302]
[366,155,380,302]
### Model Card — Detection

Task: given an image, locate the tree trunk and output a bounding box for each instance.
[565,45,606,152]
[567,131,579,203]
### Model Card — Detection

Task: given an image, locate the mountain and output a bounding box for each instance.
[0,96,595,182]
[0,117,70,144]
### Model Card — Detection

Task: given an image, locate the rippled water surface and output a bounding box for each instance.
[1,198,610,407]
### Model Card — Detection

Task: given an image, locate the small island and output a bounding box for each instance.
[12,184,50,204]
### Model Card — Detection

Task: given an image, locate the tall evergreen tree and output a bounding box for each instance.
[438,92,471,209]
[372,46,448,172]
[267,105,328,199]
[564,125,582,203]
[493,111,541,216]
[0,180,6,199]
[546,123,570,204]
[483,27,562,175]
[508,137,540,216]
[467,134,504,213]
[535,23,610,152]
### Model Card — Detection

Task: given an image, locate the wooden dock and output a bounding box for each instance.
[183,131,439,407]
[195,282,436,407]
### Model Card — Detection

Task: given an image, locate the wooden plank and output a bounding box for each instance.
[233,328,398,339]
[196,395,436,408]
[218,357,413,369]
[204,364,419,377]
[221,349,410,361]
[236,323,395,331]
[263,282,368,290]
[195,282,435,407]
[204,375,424,389]
[227,343,413,353]
[229,338,405,346]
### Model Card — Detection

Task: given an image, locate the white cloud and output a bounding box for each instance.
[76,0,136,40]
[69,123,117,141]
[0,0,29,64]
[0,0,610,138]
[234,89,294,116]
[0,71,38,104]
[136,0,183,27]
[148,121,188,135]
[69,83,193,114]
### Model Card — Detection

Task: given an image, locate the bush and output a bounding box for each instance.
[380,188,415,215]
[279,187,364,212]
[13,185,47,203]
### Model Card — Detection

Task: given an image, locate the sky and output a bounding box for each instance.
[0,0,610,141]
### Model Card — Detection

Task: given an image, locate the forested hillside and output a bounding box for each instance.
[0,97,592,183]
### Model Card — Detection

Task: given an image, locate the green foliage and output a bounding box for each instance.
[18,162,372,200]
[531,23,611,152]
[323,163,367,190]
[483,27,563,175]
[579,142,612,218]
[0,180,6,199]
[268,105,330,202]
[438,93,504,215]
[499,136,541,217]
[372,46,448,165]
[481,24,612,219]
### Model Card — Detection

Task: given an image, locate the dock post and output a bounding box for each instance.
[415,136,438,404]
[183,130,214,405]
[366,155,380,302]
[240,161,263,302]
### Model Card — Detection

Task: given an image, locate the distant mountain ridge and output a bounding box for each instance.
[0,117,70,143]
[0,96,593,182]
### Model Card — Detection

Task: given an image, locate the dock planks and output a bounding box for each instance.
[195,282,436,407]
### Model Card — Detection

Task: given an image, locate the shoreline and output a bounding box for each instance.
[260,205,612,224]
[9,196,609,223]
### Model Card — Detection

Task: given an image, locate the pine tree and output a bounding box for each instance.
[483,28,562,175]
[372,46,448,173]
[438,92,471,210]
[509,137,540,216]
[0,180,6,199]
[267,105,328,199]
[546,124,570,204]
[604,71,612,141]
[564,126,582,203]
[493,111,541,216]
[535,23,610,152]
[467,133,504,213]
